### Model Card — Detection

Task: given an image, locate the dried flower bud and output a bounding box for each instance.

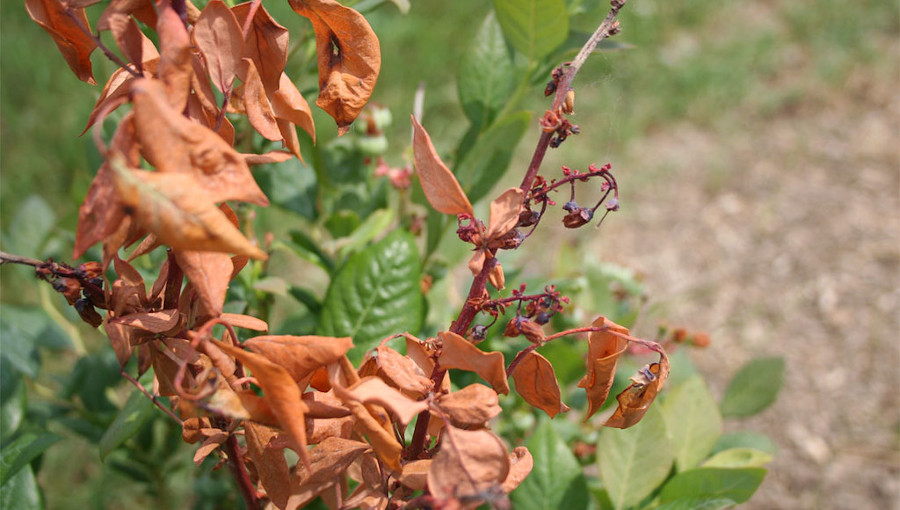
[544,80,557,97]
[563,89,575,114]
[563,207,594,228]
[517,319,546,344]
[53,277,82,305]
[539,110,561,132]
[606,198,620,211]
[420,274,434,295]
[74,298,102,327]
[470,324,487,342]
[495,229,525,250]
[517,209,540,228]
[563,201,578,212]
[77,261,103,279]
[82,278,107,308]
[692,332,711,348]
[488,263,505,290]
[672,328,688,343]
[609,20,621,35]
[535,312,551,325]
[504,318,521,338]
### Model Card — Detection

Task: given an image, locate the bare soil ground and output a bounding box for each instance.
[598,66,900,508]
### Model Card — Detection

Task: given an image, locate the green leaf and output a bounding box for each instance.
[253,276,289,297]
[663,375,723,471]
[453,111,530,204]
[0,465,41,510]
[720,357,785,418]
[711,432,777,456]
[98,389,156,460]
[701,448,773,469]
[492,0,569,61]
[255,157,318,220]
[6,195,55,256]
[317,230,424,362]
[458,12,515,130]
[511,419,589,510]
[0,306,71,351]
[0,429,62,486]
[286,229,335,273]
[651,497,738,510]
[335,208,395,259]
[659,467,766,505]
[0,365,26,443]
[0,319,39,379]
[597,405,674,510]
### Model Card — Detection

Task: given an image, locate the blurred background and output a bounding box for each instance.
[1,0,897,509]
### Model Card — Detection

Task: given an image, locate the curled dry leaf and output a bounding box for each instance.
[438,331,509,395]
[234,58,282,141]
[232,2,289,94]
[333,376,427,426]
[25,0,97,84]
[243,151,294,166]
[192,0,243,94]
[500,446,534,493]
[578,316,629,419]
[510,351,569,418]
[605,351,670,429]
[371,345,432,398]
[303,391,354,444]
[193,431,228,466]
[289,0,381,135]
[110,162,267,260]
[104,319,134,367]
[427,426,510,508]
[105,12,144,70]
[130,78,269,206]
[344,400,402,472]
[435,383,502,429]
[156,0,193,110]
[215,341,310,464]
[411,115,474,216]
[271,72,316,143]
[97,0,158,30]
[287,437,371,510]
[486,188,525,241]
[243,335,354,384]
[245,423,291,510]
[112,309,181,334]
[398,459,431,491]
[174,249,233,316]
[220,313,269,332]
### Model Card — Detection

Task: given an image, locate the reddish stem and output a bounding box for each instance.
[223,433,262,510]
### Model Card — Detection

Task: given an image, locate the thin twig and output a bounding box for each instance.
[120,370,185,425]
[64,9,141,78]
[223,433,262,510]
[0,251,43,267]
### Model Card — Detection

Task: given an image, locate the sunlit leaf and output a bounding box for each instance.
[720,357,784,418]
[193,0,243,94]
[438,331,509,395]
[435,383,502,428]
[658,467,767,505]
[663,375,723,470]
[25,0,97,84]
[492,0,568,61]
[510,351,569,418]
[428,426,510,507]
[578,316,628,419]
[411,115,474,216]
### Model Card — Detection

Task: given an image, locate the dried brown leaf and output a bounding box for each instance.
[605,353,670,429]
[25,0,97,84]
[344,400,402,473]
[104,319,134,367]
[510,351,569,418]
[486,188,524,240]
[244,335,354,384]
[174,242,234,317]
[245,423,291,510]
[243,151,294,166]
[435,383,502,428]
[271,73,316,142]
[156,0,193,110]
[221,313,269,331]
[398,459,431,490]
[113,309,181,334]
[438,331,509,395]
[235,58,282,140]
[215,341,310,462]
[289,0,381,135]
[577,316,629,419]
[411,115,473,216]
[130,78,269,206]
[286,437,371,510]
[110,162,267,259]
[193,431,228,465]
[105,12,143,68]
[333,376,427,425]
[97,0,157,30]
[192,0,243,94]
[427,426,510,508]
[500,446,533,493]
[372,345,432,398]
[232,2,289,94]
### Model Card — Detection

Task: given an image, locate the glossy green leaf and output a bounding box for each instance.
[453,111,530,204]
[0,366,25,443]
[511,419,589,510]
[663,375,723,470]
[702,448,773,469]
[458,12,515,130]
[0,429,62,486]
[720,357,784,418]
[597,405,673,510]
[492,0,569,61]
[711,432,777,456]
[659,467,766,505]
[286,229,335,273]
[652,497,738,510]
[335,208,395,259]
[0,464,41,510]
[98,389,155,460]
[317,230,424,362]
[255,157,317,220]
